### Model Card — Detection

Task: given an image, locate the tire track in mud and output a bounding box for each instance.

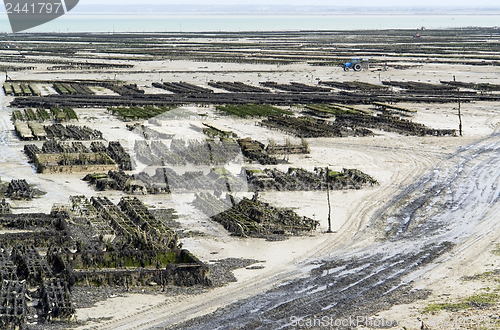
[155,133,500,330]
[163,242,453,330]
[381,133,500,242]
[311,145,441,257]
[88,266,304,330]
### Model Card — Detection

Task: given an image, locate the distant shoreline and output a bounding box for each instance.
[1,11,499,33]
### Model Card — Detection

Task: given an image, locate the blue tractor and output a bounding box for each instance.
[343,58,369,72]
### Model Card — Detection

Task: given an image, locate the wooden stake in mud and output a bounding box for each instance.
[326,167,333,233]
[458,88,463,137]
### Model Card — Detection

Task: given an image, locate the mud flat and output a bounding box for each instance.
[1,28,500,329]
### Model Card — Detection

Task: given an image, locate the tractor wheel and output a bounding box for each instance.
[353,63,362,71]
[343,66,349,71]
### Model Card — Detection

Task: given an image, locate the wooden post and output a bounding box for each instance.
[326,167,332,233]
[458,88,463,137]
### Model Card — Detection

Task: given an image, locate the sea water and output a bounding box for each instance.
[0,12,499,33]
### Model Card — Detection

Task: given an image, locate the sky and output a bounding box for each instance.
[82,0,499,6]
